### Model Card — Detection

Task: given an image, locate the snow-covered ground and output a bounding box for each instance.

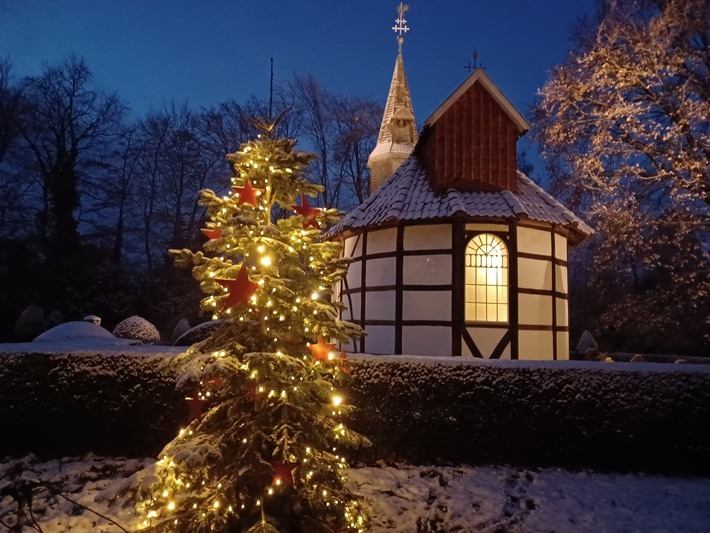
[1,455,709,532]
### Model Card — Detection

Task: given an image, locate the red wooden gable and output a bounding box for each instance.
[421,70,529,193]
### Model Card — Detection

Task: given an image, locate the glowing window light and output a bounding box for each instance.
[464,233,509,323]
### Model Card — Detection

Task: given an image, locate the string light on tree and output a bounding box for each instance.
[129,115,368,532]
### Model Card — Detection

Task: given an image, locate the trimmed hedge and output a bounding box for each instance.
[1,352,709,474]
[348,360,710,474]
[0,353,183,457]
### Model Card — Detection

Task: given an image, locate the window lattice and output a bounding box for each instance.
[465,233,509,323]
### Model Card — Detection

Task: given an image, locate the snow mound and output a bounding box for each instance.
[34,321,118,343]
[112,316,160,343]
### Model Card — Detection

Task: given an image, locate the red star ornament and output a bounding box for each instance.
[340,350,351,375]
[232,181,261,207]
[270,461,298,486]
[308,337,335,363]
[201,227,221,240]
[216,266,259,310]
[292,194,321,228]
[185,397,208,423]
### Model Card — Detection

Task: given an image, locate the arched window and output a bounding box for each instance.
[465,233,508,323]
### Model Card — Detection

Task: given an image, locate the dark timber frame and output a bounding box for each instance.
[338,218,568,359]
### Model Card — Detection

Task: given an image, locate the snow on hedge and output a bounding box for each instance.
[112,316,160,343]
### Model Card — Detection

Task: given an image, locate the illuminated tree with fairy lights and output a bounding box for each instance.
[131,117,368,533]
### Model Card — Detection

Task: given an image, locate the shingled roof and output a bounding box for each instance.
[330,154,593,242]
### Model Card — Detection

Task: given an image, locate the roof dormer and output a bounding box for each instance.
[420,68,530,193]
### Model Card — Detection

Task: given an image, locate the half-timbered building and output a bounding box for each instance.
[331,36,592,360]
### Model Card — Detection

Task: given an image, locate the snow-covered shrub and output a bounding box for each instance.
[46,309,63,329]
[173,320,227,346]
[112,316,160,343]
[34,321,119,344]
[170,318,190,344]
[13,305,46,341]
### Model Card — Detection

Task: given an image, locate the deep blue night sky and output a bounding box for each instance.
[0,1,595,125]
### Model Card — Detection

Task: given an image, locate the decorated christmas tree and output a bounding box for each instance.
[131,119,368,532]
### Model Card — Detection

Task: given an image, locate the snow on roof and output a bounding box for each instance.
[330,155,593,241]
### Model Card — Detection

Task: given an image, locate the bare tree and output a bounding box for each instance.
[12,56,126,254]
[133,103,223,270]
[82,126,143,265]
[329,95,381,208]
[290,75,335,206]
[0,58,29,238]
[533,0,710,353]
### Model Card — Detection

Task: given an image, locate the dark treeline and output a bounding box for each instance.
[0,56,381,341]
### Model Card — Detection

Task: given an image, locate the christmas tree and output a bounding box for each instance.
[132,119,368,532]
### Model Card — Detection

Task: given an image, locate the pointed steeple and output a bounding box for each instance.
[368,5,418,195]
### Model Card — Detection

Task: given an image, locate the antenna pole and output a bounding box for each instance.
[269,57,274,121]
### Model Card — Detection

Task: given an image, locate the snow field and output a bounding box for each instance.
[2,456,710,532]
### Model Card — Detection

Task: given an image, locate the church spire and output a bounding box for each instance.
[368,3,418,195]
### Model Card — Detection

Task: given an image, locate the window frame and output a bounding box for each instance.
[463,231,510,325]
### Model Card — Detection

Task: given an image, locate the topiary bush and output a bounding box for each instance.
[112,316,160,343]
[13,305,46,342]
[173,320,228,346]
[170,318,190,344]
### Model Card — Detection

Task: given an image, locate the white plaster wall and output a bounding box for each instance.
[557,332,570,360]
[403,224,451,250]
[468,327,507,358]
[402,291,451,321]
[363,325,394,355]
[556,298,568,328]
[499,344,511,359]
[403,255,451,285]
[554,233,568,261]
[518,330,554,360]
[555,265,568,294]
[518,258,553,290]
[367,228,397,254]
[402,326,451,356]
[345,260,362,290]
[519,293,553,326]
[341,292,361,322]
[343,236,361,259]
[365,291,395,321]
[517,226,552,256]
[366,257,396,286]
[340,338,356,353]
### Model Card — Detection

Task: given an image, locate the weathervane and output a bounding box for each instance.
[392,3,410,51]
[465,49,482,73]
